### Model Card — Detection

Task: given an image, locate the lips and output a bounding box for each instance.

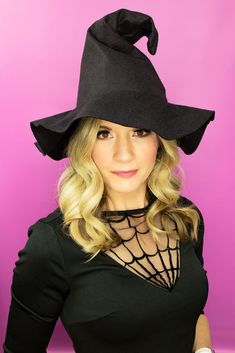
[111,169,138,178]
[112,169,138,173]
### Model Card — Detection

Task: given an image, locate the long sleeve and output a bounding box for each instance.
[179,195,205,267]
[3,220,71,353]
[192,204,206,315]
[179,196,206,315]
[193,205,205,267]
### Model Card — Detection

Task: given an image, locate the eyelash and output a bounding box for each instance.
[97,129,151,139]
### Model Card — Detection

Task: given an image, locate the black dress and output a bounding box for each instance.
[3,195,208,353]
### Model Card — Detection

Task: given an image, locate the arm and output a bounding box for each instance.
[3,220,70,353]
[192,205,213,352]
[193,313,213,352]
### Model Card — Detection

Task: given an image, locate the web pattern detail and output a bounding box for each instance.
[101,208,180,291]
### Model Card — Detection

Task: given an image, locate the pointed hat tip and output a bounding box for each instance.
[90,8,158,56]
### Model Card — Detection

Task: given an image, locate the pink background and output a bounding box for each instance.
[1,1,234,352]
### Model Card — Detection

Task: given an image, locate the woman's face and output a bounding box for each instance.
[91,119,159,205]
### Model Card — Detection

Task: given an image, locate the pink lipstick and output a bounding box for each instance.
[111,170,138,178]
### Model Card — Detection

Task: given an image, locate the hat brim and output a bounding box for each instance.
[30,101,215,160]
[155,102,215,154]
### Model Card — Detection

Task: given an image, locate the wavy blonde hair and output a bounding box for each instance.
[56,116,201,263]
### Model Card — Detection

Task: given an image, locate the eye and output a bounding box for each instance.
[134,129,151,137]
[97,130,110,139]
[97,129,150,139]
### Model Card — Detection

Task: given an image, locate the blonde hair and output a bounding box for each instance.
[56,116,201,263]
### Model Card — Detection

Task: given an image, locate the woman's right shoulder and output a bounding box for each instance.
[28,207,64,236]
[12,208,71,320]
[27,207,85,260]
[24,208,63,253]
[32,206,63,225]
[22,208,68,260]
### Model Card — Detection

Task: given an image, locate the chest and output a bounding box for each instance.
[60,238,208,343]
[104,231,180,289]
[103,212,180,289]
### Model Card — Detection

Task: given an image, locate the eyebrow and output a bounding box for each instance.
[98,125,137,130]
[99,125,112,130]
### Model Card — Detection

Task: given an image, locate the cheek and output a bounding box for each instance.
[140,140,159,163]
[91,147,100,165]
[91,145,109,168]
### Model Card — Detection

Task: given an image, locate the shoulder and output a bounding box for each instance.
[177,194,204,233]
[27,207,64,239]
[178,195,205,247]
[22,207,65,267]
[177,194,204,220]
[12,208,70,319]
[31,206,63,227]
[14,208,71,288]
[12,208,70,291]
[177,194,195,207]
[26,207,85,263]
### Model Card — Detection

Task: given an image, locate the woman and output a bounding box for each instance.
[3,8,216,353]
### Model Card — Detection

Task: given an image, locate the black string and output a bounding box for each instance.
[102,208,180,291]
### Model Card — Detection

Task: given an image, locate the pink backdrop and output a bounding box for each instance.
[1,1,234,352]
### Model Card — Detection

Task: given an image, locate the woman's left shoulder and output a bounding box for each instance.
[178,195,202,212]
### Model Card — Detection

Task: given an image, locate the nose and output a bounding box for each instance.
[113,135,135,160]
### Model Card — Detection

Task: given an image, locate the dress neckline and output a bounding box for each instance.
[101,197,155,217]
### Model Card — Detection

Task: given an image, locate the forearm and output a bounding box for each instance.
[192,314,213,352]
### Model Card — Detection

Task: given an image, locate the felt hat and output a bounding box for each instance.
[30,8,215,161]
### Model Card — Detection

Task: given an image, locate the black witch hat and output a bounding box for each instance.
[30,8,215,160]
